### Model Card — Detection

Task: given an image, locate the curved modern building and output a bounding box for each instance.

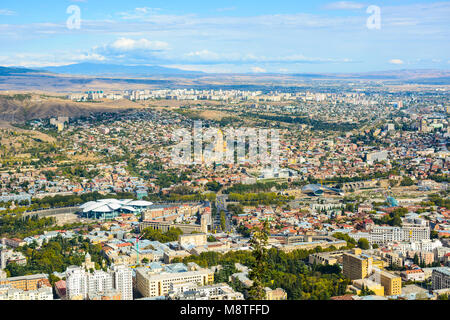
[79,199,153,219]
[301,184,343,196]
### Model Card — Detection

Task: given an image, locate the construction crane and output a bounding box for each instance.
[135,234,144,266]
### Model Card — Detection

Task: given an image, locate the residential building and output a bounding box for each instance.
[264,287,288,300]
[343,249,373,280]
[167,283,244,300]
[432,267,450,290]
[0,284,53,300]
[401,269,426,282]
[135,263,214,298]
[111,264,133,300]
[65,264,133,300]
[379,270,402,296]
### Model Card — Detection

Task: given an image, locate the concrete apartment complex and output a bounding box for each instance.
[309,250,346,265]
[379,270,402,296]
[343,249,402,296]
[0,273,53,300]
[0,273,49,291]
[370,221,430,245]
[0,284,53,300]
[432,267,450,290]
[65,264,133,300]
[343,249,374,280]
[135,263,214,298]
[167,283,244,300]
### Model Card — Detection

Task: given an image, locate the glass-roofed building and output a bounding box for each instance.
[79,199,153,220]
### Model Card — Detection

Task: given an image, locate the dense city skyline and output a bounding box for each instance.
[0,0,449,307]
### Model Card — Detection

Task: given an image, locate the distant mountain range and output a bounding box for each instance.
[291,69,450,81]
[0,66,38,75]
[38,63,204,76]
[0,64,449,85]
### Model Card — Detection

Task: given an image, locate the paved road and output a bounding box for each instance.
[213,208,233,233]
[22,206,80,219]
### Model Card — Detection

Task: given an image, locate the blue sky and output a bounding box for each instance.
[0,0,449,73]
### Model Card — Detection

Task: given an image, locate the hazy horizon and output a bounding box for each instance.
[0,0,449,73]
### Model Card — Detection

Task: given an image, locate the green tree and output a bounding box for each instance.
[357,238,370,250]
[220,210,226,231]
[400,176,414,186]
[359,284,376,296]
[391,215,402,227]
[206,181,221,192]
[413,253,420,265]
[248,220,270,300]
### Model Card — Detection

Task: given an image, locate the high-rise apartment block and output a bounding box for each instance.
[343,249,373,280]
[65,264,133,300]
[432,267,450,290]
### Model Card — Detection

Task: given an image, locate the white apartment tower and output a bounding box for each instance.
[66,266,88,299]
[66,265,133,300]
[87,270,113,297]
[0,238,7,279]
[1,238,6,270]
[111,264,133,300]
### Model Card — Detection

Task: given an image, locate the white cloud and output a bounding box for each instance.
[389,59,404,65]
[324,2,365,10]
[77,53,106,62]
[109,38,169,52]
[185,50,221,60]
[0,9,15,16]
[83,38,171,64]
[0,52,97,68]
[0,2,448,72]
[251,67,266,73]
[182,50,354,64]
